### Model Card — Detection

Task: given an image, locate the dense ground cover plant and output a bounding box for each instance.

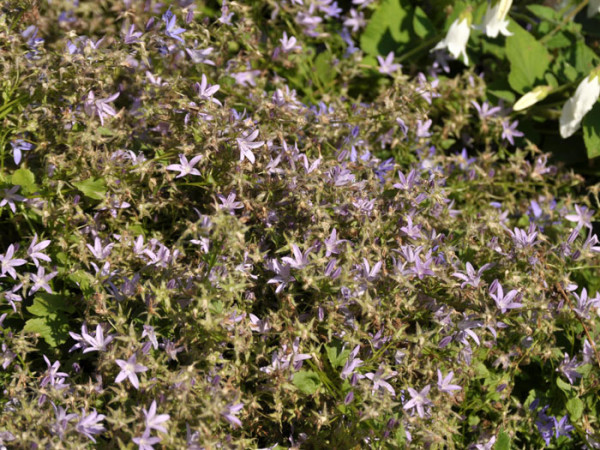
[1,0,600,448]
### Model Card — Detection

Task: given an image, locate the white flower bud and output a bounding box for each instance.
[513,85,552,111]
[559,73,600,139]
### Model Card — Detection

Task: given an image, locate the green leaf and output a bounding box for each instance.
[27,293,74,317]
[505,21,551,94]
[292,370,321,395]
[583,103,600,159]
[556,376,572,393]
[495,430,511,450]
[73,177,106,200]
[526,5,558,20]
[326,343,350,369]
[23,317,70,347]
[412,6,435,39]
[360,0,410,56]
[566,397,584,421]
[314,51,336,88]
[11,168,37,194]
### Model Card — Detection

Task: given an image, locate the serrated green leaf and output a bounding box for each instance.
[566,397,584,421]
[506,21,551,94]
[360,0,410,56]
[73,177,106,200]
[11,168,37,194]
[23,317,70,347]
[495,430,510,450]
[292,370,321,395]
[583,103,600,159]
[326,344,350,369]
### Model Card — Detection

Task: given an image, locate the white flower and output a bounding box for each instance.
[513,85,552,111]
[432,14,471,65]
[559,73,600,138]
[478,0,512,38]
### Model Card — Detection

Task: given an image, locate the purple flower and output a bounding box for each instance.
[471,100,501,118]
[553,415,574,440]
[84,91,120,126]
[565,204,594,230]
[27,234,51,267]
[236,129,264,164]
[86,237,114,260]
[377,51,401,75]
[143,400,170,434]
[115,354,148,389]
[217,192,244,213]
[340,345,363,379]
[501,120,524,145]
[403,385,432,417]
[221,403,243,428]
[365,366,397,396]
[166,154,203,178]
[0,186,26,213]
[123,24,142,44]
[76,409,106,443]
[452,262,493,288]
[50,403,78,440]
[343,9,366,32]
[557,353,582,384]
[279,32,300,53]
[437,370,461,394]
[29,266,58,295]
[133,429,162,450]
[132,428,162,450]
[162,9,185,43]
[489,281,522,313]
[324,228,346,257]
[10,139,33,165]
[507,224,538,249]
[40,355,69,389]
[195,74,221,106]
[282,244,311,269]
[0,244,27,279]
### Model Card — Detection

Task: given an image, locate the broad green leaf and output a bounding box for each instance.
[292,370,321,395]
[412,7,435,39]
[27,293,74,317]
[495,430,511,450]
[73,177,106,200]
[11,168,37,194]
[526,5,558,20]
[556,376,572,393]
[566,397,584,421]
[506,21,551,94]
[583,103,600,159]
[360,0,410,56]
[314,51,336,88]
[23,317,70,347]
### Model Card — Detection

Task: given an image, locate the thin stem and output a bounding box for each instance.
[540,0,589,44]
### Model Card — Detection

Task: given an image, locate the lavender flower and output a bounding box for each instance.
[84,91,120,126]
[489,281,522,313]
[437,370,461,394]
[123,24,142,44]
[166,154,203,178]
[143,400,170,434]
[557,353,582,384]
[0,244,27,279]
[0,186,26,213]
[10,139,34,165]
[403,385,432,418]
[377,52,401,75]
[565,204,594,230]
[115,354,148,390]
[452,262,493,288]
[281,244,311,269]
[133,429,162,450]
[27,234,51,267]
[221,403,243,428]
[236,129,264,164]
[162,9,185,43]
[364,366,397,396]
[76,409,106,443]
[501,120,524,145]
[29,266,58,295]
[217,193,244,213]
[279,32,300,53]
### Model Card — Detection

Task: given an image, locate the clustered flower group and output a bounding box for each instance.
[0,1,599,448]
